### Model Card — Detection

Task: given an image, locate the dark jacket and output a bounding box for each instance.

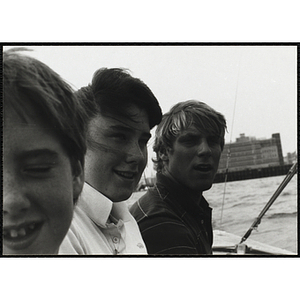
[130,173,213,255]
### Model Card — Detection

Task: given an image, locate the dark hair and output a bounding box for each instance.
[75,68,162,129]
[3,48,87,176]
[153,100,227,173]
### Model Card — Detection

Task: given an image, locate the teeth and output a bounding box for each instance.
[18,228,26,236]
[116,171,134,179]
[10,229,18,238]
[195,166,211,171]
[4,223,38,239]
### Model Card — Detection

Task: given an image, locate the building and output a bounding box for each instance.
[218,133,284,172]
[284,151,297,164]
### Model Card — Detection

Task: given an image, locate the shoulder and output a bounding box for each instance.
[138,213,198,255]
[59,205,100,254]
[130,192,194,248]
[130,188,200,254]
[130,188,175,222]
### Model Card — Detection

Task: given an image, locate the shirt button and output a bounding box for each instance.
[112,237,119,244]
[137,243,144,249]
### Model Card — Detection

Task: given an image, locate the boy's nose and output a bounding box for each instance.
[125,141,146,164]
[197,139,212,156]
[3,176,31,216]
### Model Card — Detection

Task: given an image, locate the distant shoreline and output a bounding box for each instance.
[214,163,294,183]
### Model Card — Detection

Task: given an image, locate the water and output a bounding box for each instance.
[127,175,297,253]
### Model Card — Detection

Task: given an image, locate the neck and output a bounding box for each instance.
[161,169,203,201]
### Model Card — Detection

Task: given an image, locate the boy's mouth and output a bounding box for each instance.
[194,164,213,172]
[3,222,43,252]
[114,170,137,180]
[4,222,42,239]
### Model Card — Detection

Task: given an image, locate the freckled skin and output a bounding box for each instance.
[3,108,83,255]
[163,125,222,196]
[85,105,151,202]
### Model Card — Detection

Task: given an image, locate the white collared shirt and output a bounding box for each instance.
[59,183,147,255]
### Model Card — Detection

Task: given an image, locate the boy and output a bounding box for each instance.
[3,49,86,255]
[59,68,162,254]
[130,100,227,254]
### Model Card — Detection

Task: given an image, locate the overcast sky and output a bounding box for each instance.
[2,1,300,290]
[4,45,297,176]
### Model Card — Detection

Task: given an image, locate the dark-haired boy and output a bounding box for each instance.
[60,68,162,255]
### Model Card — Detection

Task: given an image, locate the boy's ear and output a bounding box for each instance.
[159,153,168,161]
[159,147,172,161]
[72,161,84,201]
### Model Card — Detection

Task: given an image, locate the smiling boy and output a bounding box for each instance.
[59,68,162,255]
[130,100,227,255]
[3,49,86,255]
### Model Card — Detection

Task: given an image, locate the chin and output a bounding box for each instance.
[190,181,213,192]
[112,191,133,202]
[201,185,213,192]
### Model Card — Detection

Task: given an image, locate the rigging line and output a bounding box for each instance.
[219,52,243,228]
[239,161,298,244]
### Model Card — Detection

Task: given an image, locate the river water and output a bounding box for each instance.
[126,175,297,253]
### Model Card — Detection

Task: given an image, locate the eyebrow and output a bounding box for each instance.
[109,124,152,139]
[179,132,202,138]
[17,149,60,161]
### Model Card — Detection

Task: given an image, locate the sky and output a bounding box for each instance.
[2,5,299,294]
[4,45,297,176]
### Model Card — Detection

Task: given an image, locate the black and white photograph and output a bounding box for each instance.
[3,44,297,256]
[2,0,300,295]
[1,41,299,299]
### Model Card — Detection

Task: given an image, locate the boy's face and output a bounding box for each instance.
[3,107,83,255]
[85,104,151,202]
[164,125,222,193]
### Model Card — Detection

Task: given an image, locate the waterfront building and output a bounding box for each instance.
[218,133,284,172]
[284,151,297,164]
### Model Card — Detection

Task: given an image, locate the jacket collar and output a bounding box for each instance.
[156,173,211,217]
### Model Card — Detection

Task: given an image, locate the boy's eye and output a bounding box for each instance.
[183,139,197,146]
[208,137,220,145]
[111,133,127,141]
[26,166,51,172]
[179,136,198,146]
[23,164,54,177]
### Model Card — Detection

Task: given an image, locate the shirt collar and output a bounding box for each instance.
[77,182,113,227]
[77,182,133,227]
[157,173,202,203]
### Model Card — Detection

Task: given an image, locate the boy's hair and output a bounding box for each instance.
[153,100,227,173]
[75,68,162,130]
[3,48,87,176]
